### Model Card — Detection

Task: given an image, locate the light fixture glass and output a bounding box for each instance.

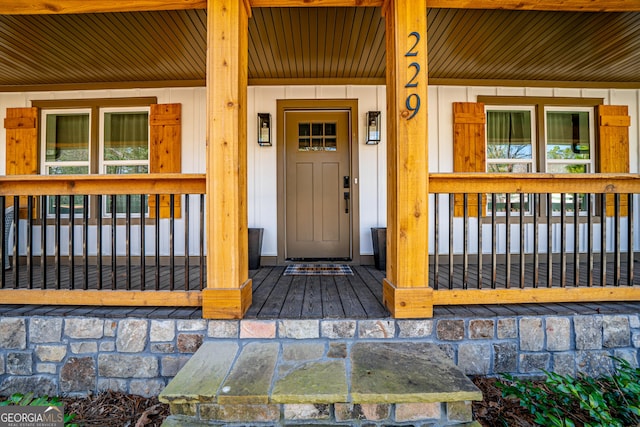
[257,113,271,146]
[366,111,381,144]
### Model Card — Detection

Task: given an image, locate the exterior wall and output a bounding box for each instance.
[0,312,638,397]
[1,85,639,258]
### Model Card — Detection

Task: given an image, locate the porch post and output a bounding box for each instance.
[203,0,252,318]
[382,0,432,318]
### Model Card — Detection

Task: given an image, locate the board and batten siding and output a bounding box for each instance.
[0,85,639,258]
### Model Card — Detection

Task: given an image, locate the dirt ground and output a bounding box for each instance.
[472,376,537,427]
[7,378,534,426]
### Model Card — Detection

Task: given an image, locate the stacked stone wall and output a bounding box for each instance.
[0,314,638,397]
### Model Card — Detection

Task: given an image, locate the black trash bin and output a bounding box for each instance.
[370,227,386,271]
[248,228,264,270]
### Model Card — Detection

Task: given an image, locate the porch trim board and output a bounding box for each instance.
[0,289,201,306]
[434,287,640,306]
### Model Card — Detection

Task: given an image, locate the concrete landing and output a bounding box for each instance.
[159,341,482,426]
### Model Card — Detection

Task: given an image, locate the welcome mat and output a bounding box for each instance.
[284,264,353,276]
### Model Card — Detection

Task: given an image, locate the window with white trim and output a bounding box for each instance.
[41,106,150,217]
[486,105,595,215]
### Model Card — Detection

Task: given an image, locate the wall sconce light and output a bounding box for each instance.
[366,111,381,144]
[257,113,271,146]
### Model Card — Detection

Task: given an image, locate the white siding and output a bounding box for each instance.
[1,85,639,258]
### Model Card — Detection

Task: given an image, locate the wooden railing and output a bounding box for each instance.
[0,174,205,307]
[429,173,640,306]
[2,172,640,312]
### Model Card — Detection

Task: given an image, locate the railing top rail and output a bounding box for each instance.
[430,173,640,194]
[0,173,206,196]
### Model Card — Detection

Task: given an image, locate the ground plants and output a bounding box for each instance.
[497,357,640,427]
[0,393,78,427]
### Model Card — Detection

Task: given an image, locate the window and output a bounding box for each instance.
[485,105,595,215]
[486,107,535,173]
[485,105,594,174]
[41,106,150,217]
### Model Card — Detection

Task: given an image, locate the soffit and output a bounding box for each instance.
[0,8,638,89]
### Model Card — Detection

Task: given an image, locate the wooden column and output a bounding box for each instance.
[203,0,252,318]
[382,0,432,318]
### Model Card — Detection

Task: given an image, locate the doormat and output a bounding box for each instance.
[284,264,353,276]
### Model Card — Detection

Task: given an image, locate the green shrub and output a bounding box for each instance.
[0,393,78,427]
[497,357,640,427]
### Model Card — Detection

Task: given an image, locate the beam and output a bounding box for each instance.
[0,290,201,306]
[0,0,206,14]
[203,0,252,319]
[383,0,431,318]
[1,0,638,14]
[249,0,639,11]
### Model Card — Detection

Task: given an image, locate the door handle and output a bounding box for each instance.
[344,192,350,214]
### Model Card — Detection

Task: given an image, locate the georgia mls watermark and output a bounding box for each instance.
[0,406,64,427]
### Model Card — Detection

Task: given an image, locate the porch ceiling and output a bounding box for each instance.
[0,8,639,90]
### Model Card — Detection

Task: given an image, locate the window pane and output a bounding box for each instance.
[47,166,89,175]
[547,163,589,174]
[105,165,149,175]
[299,123,310,137]
[45,113,89,162]
[546,111,590,161]
[104,112,149,161]
[487,163,532,173]
[487,111,532,160]
[105,195,146,216]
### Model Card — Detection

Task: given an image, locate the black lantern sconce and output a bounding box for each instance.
[366,111,381,144]
[257,113,271,146]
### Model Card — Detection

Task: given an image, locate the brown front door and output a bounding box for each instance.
[285,111,351,259]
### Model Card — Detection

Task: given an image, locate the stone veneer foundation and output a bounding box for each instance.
[0,313,638,401]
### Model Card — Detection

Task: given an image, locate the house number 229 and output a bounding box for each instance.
[404,31,421,120]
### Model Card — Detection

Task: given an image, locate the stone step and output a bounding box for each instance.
[159,341,482,426]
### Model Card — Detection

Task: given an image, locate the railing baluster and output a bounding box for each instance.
[126,195,131,291]
[97,195,103,290]
[41,196,47,289]
[448,194,454,290]
[505,193,511,289]
[463,194,468,290]
[547,193,552,288]
[27,196,33,289]
[199,194,205,291]
[69,195,75,290]
[155,195,160,291]
[601,193,607,286]
[573,193,579,287]
[83,195,88,290]
[533,194,539,288]
[185,195,190,291]
[0,197,5,287]
[141,195,146,291]
[560,193,566,288]
[587,193,593,287]
[170,194,175,291]
[477,193,482,290]
[433,194,439,290]
[628,192,634,286]
[55,195,61,290]
[614,193,621,286]
[519,193,525,289]
[491,193,497,289]
[111,194,117,290]
[13,196,19,289]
